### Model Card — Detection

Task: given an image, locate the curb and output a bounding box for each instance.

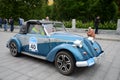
[72,32,120,42]
[95,37,120,42]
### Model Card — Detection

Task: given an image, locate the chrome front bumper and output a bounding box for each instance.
[76,53,104,67]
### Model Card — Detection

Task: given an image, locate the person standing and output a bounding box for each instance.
[87,27,95,42]
[0,17,2,28]
[19,17,24,28]
[46,16,49,21]
[87,27,95,38]
[3,18,8,31]
[94,16,100,34]
[9,17,14,32]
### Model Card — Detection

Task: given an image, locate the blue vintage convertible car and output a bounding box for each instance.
[6,20,103,75]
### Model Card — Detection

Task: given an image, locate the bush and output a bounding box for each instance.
[76,21,94,29]
[99,21,117,30]
[63,20,117,30]
[63,21,72,28]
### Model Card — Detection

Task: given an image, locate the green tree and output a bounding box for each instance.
[115,0,120,18]
[91,0,118,22]
[0,0,119,22]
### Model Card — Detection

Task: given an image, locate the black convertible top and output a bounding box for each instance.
[19,20,62,34]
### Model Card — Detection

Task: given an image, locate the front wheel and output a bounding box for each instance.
[9,41,20,57]
[55,51,75,75]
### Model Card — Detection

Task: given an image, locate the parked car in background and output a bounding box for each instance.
[6,20,104,75]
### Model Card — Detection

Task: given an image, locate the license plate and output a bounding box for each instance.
[87,58,95,66]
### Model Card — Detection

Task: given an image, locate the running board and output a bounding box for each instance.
[21,52,46,60]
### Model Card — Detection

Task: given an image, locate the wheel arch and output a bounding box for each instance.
[56,49,76,62]
[9,38,22,53]
[46,44,83,62]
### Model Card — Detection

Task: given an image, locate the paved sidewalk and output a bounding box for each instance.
[67,28,120,41]
[74,32,120,41]
[0,28,120,41]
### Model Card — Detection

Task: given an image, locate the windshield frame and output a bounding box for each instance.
[43,22,66,36]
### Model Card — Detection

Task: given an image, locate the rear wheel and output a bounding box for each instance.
[55,51,75,75]
[9,42,20,57]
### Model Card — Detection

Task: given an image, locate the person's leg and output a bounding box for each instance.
[0,24,2,28]
[6,24,8,31]
[95,26,98,34]
[11,25,14,32]
[4,24,7,31]
[10,25,12,32]
[4,24,5,31]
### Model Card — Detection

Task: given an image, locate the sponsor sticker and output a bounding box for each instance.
[29,37,38,52]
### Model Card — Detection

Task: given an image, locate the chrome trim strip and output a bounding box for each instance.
[76,61,88,67]
[22,52,46,60]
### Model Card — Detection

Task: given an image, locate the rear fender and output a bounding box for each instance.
[8,37,22,53]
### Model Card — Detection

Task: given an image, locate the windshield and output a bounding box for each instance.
[43,22,66,35]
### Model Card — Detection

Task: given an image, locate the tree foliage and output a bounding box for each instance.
[0,0,119,22]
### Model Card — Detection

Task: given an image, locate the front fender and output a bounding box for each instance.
[93,41,104,56]
[7,37,22,53]
[46,44,84,62]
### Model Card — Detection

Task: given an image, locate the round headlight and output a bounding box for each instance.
[73,40,83,48]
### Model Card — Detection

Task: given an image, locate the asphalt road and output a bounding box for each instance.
[0,31,120,80]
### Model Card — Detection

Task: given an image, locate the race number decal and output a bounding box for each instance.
[29,37,38,52]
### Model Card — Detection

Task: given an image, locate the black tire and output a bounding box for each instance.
[55,51,75,75]
[9,41,20,57]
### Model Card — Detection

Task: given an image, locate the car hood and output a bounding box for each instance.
[50,32,84,42]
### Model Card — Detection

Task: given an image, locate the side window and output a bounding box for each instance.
[28,24,35,34]
[28,24,46,35]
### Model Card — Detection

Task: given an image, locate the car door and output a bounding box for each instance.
[18,22,51,57]
[26,24,50,56]
[28,34,50,56]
